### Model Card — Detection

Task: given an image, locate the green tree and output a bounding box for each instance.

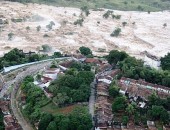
[122,22,127,27]
[107,50,128,64]
[160,53,170,70]
[53,52,62,58]
[79,46,92,56]
[122,116,129,126]
[109,85,120,98]
[110,28,121,37]
[26,26,30,32]
[126,104,135,116]
[46,121,57,130]
[36,25,41,32]
[8,32,14,40]
[112,96,127,112]
[38,113,53,130]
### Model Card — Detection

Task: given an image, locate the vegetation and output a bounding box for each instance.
[106,50,170,87]
[0,110,4,130]
[46,21,55,31]
[42,44,51,52]
[6,0,170,11]
[161,53,170,70]
[81,6,90,16]
[38,106,92,130]
[110,85,170,127]
[8,32,14,40]
[110,28,121,37]
[36,25,41,32]
[107,50,128,64]
[0,48,47,70]
[21,76,92,130]
[49,69,94,106]
[79,46,92,56]
[21,76,50,123]
[112,14,121,19]
[74,18,84,26]
[103,10,113,19]
[26,26,30,32]
[122,22,127,27]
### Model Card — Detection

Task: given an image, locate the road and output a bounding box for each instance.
[10,61,52,130]
[89,75,97,122]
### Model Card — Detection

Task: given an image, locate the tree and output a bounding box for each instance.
[74,18,84,26]
[36,25,41,32]
[109,85,120,98]
[122,22,127,27]
[112,96,127,112]
[107,50,128,64]
[148,105,169,124]
[42,44,51,52]
[79,46,92,56]
[53,52,62,58]
[8,32,14,40]
[160,53,170,70]
[26,26,30,32]
[69,107,93,130]
[46,121,57,130]
[103,10,113,19]
[163,23,167,28]
[38,113,53,130]
[126,104,135,116]
[122,116,129,126]
[110,28,121,37]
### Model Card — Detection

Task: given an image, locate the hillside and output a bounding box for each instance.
[0,1,170,60]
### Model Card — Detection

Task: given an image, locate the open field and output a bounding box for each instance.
[19,0,170,11]
[41,102,82,115]
[0,1,170,60]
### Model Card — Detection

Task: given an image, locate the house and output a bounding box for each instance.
[3,115,15,127]
[72,54,86,62]
[59,60,74,70]
[163,125,170,130]
[44,87,53,98]
[85,58,102,65]
[119,77,170,100]
[98,64,112,73]
[147,121,157,130]
[1,106,10,115]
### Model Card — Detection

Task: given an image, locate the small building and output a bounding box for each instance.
[147,121,157,130]
[72,54,86,62]
[85,58,102,65]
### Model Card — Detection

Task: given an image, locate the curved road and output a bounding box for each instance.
[10,61,52,130]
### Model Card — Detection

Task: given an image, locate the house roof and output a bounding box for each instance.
[4,115,14,125]
[85,58,101,64]
[59,60,74,68]
[73,54,86,59]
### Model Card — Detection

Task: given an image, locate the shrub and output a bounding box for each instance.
[110,28,121,37]
[74,19,84,26]
[122,22,127,27]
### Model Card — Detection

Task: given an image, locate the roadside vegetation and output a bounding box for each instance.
[6,0,170,11]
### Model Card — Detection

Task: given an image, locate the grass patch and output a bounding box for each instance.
[41,102,82,115]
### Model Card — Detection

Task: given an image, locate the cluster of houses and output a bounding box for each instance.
[95,69,120,130]
[33,67,63,98]
[0,97,22,130]
[118,77,170,101]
